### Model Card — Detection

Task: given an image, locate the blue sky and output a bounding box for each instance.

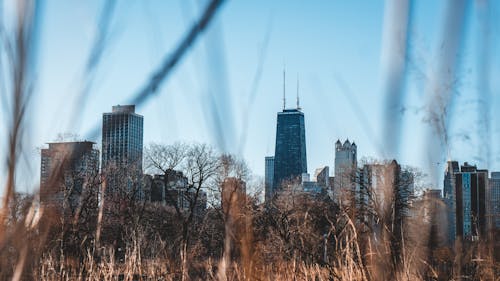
[2,0,500,192]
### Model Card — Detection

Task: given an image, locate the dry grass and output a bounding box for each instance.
[2,1,500,281]
[8,197,495,281]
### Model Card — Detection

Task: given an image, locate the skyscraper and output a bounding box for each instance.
[334,139,357,202]
[334,140,357,178]
[40,141,99,209]
[444,161,488,242]
[357,160,413,216]
[264,156,275,202]
[102,105,144,174]
[272,108,307,191]
[443,160,459,244]
[488,172,500,230]
[357,160,414,256]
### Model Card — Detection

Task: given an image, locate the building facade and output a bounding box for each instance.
[357,160,413,213]
[264,156,275,202]
[334,139,357,203]
[443,161,460,244]
[145,170,207,213]
[357,160,414,256]
[333,140,358,192]
[102,105,144,193]
[102,105,143,172]
[272,108,307,191]
[421,189,444,223]
[444,161,488,242]
[488,172,500,230]
[314,166,330,189]
[40,141,99,210]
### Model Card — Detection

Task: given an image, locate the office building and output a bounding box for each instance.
[418,189,447,247]
[334,139,357,203]
[488,172,500,229]
[264,156,275,202]
[272,108,307,191]
[145,170,207,213]
[102,105,143,172]
[314,166,330,189]
[444,161,488,242]
[443,161,459,244]
[358,160,414,257]
[40,141,99,209]
[357,160,413,214]
[421,189,444,223]
[101,105,144,192]
[296,166,330,195]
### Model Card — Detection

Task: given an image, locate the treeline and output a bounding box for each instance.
[0,143,498,280]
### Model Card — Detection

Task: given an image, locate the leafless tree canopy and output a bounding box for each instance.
[145,142,188,173]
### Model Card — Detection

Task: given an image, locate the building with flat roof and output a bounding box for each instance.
[444,161,488,243]
[102,105,143,172]
[264,156,275,202]
[273,108,307,191]
[488,172,500,230]
[145,170,207,214]
[102,105,144,194]
[40,141,99,210]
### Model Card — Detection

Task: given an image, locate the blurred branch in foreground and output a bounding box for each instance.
[423,0,469,186]
[380,0,412,159]
[1,0,41,239]
[83,0,226,141]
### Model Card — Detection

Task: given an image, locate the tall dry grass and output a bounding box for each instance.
[2,166,500,280]
[1,1,500,280]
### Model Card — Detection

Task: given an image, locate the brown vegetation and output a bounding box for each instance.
[1,1,499,280]
[1,153,499,280]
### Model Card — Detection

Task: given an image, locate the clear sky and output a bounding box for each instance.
[1,0,500,192]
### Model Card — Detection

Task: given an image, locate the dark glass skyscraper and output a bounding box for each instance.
[444,161,488,242]
[264,156,275,202]
[489,172,500,229]
[443,161,459,244]
[272,108,307,190]
[102,105,144,175]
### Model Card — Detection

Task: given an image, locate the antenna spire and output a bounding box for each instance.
[296,73,300,110]
[283,67,286,110]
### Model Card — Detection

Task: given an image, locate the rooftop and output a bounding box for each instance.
[111,105,136,113]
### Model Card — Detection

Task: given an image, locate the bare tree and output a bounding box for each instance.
[213,154,254,279]
[354,160,425,279]
[144,142,221,279]
[144,142,188,173]
[218,153,250,182]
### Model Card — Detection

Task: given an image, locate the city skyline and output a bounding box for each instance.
[2,2,500,279]
[30,99,500,195]
[1,1,500,194]
[35,105,500,243]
